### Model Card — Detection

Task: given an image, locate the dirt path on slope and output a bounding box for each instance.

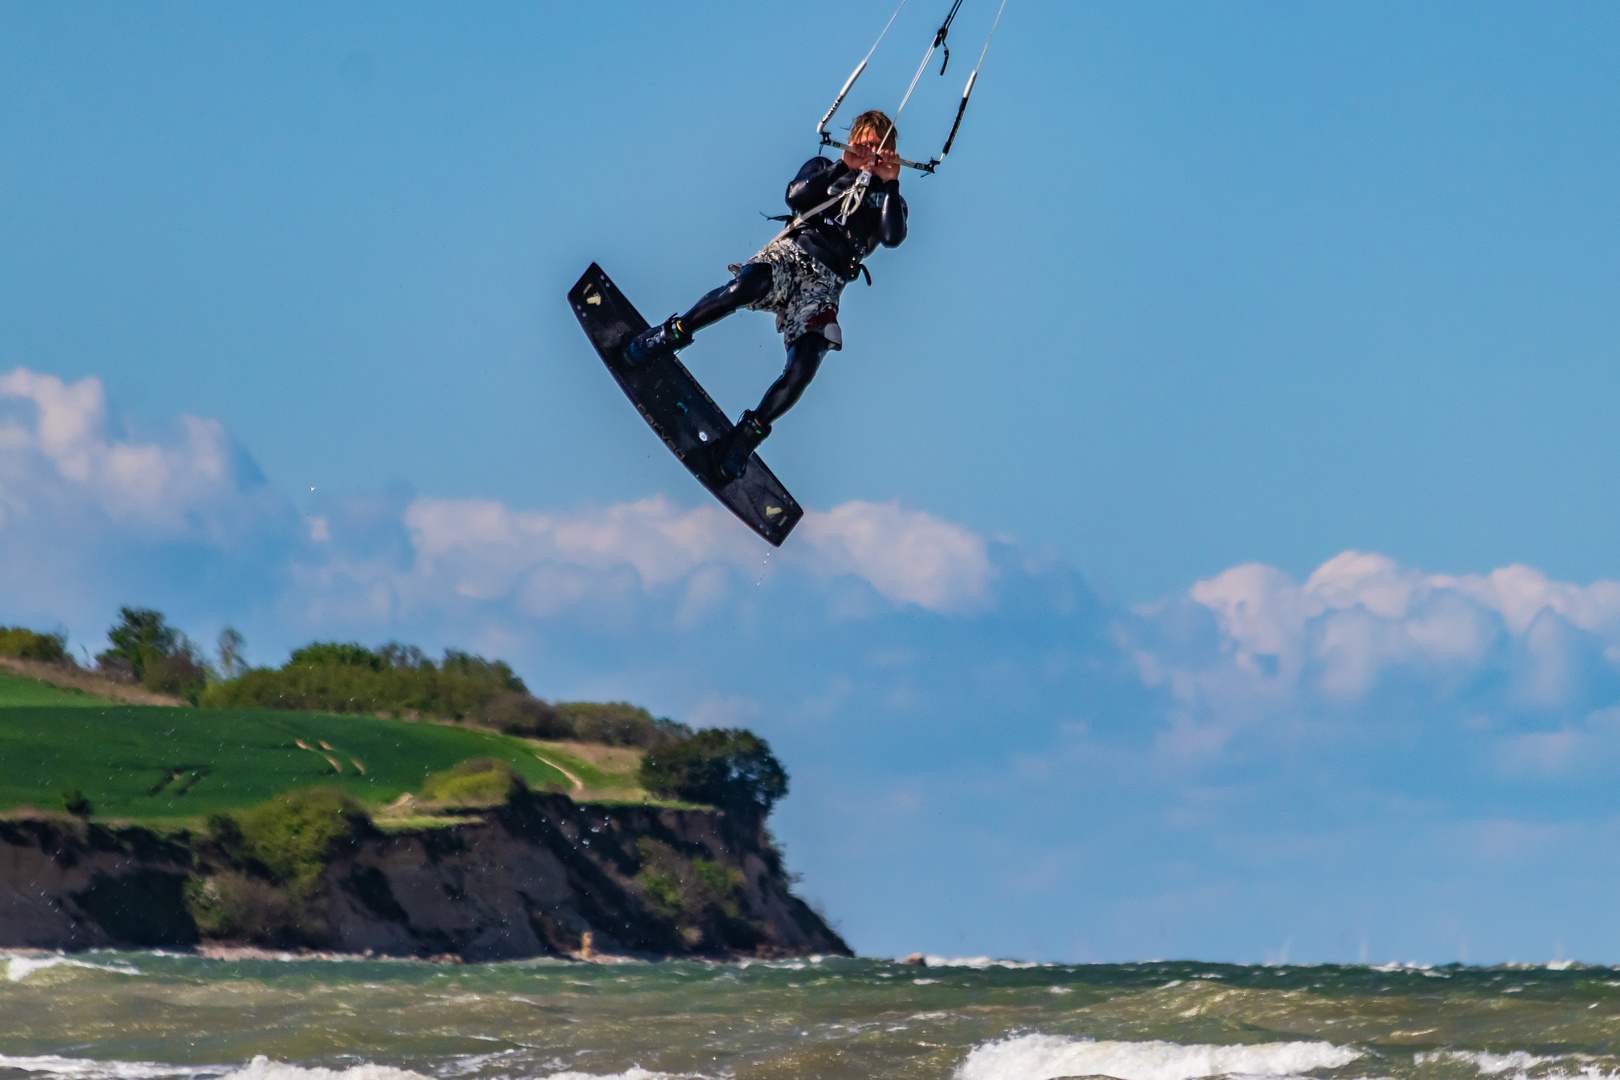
[531,752,585,792]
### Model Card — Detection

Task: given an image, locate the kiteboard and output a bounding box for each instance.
[567,263,803,547]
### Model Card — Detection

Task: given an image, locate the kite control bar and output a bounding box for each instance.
[817,132,938,175]
[813,0,1004,176]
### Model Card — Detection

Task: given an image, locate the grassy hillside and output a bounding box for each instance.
[0,705,574,824]
[530,740,654,802]
[0,670,118,708]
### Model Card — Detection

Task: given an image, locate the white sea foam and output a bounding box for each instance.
[215,1058,431,1080]
[4,955,142,981]
[922,955,1042,969]
[955,1035,1361,1080]
[541,1071,708,1080]
[1416,1050,1620,1080]
[0,1055,215,1079]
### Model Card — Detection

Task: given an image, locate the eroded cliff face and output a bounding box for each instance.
[0,793,849,960]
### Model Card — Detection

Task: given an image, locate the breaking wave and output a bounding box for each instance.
[0,1056,215,1080]
[3,954,142,982]
[1416,1051,1620,1080]
[214,1060,431,1080]
[920,955,1042,969]
[954,1035,1361,1080]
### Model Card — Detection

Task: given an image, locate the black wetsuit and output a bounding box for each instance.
[783,156,909,281]
[677,157,909,430]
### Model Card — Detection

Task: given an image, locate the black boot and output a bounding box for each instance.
[621,314,692,366]
[713,410,770,482]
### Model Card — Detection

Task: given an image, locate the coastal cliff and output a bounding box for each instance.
[0,792,849,960]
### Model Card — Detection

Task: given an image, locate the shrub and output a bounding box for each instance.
[693,857,761,947]
[639,728,789,814]
[231,787,369,901]
[631,838,761,947]
[143,650,207,701]
[693,858,745,906]
[557,702,692,748]
[637,868,683,919]
[420,757,525,806]
[287,641,387,671]
[0,626,69,664]
[202,640,543,723]
[440,649,525,692]
[185,872,299,944]
[60,788,92,817]
[484,691,569,738]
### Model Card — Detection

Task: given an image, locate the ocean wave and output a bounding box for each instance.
[1416,1050,1620,1080]
[955,1035,1361,1080]
[213,1059,431,1080]
[922,955,1043,969]
[0,1055,215,1079]
[540,1070,709,1080]
[3,955,142,982]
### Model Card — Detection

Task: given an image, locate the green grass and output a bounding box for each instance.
[0,671,116,708]
[529,743,630,790]
[0,705,573,823]
[526,741,712,810]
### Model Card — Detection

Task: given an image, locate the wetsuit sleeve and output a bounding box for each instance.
[878,179,908,247]
[786,157,845,210]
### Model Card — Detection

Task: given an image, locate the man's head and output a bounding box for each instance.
[843,110,901,182]
[848,109,898,152]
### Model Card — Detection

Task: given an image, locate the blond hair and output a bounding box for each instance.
[849,109,898,150]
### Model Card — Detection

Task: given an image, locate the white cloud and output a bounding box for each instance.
[0,367,288,628]
[1142,550,1620,729]
[304,494,1000,626]
[0,368,253,536]
[795,500,997,615]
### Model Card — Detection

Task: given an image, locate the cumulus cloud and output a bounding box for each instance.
[795,500,996,615]
[1133,550,1620,730]
[286,493,998,636]
[0,368,263,535]
[0,368,293,628]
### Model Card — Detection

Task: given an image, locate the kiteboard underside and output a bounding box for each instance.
[567,263,803,547]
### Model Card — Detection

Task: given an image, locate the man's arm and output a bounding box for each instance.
[878,181,908,247]
[785,157,847,211]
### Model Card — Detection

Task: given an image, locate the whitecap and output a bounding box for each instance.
[922,955,1042,970]
[955,1034,1361,1080]
[1416,1050,1620,1080]
[4,955,142,982]
[216,1058,432,1080]
[0,1055,216,1079]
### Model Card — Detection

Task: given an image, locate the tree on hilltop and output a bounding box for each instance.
[639,728,788,816]
[99,606,206,700]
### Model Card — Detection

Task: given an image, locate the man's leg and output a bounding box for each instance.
[714,332,832,480]
[622,263,772,365]
[755,331,830,425]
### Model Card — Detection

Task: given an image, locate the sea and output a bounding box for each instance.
[3,951,1617,1080]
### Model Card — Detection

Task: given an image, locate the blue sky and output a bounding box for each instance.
[5,2,1620,964]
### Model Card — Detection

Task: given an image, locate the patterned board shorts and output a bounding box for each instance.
[729,237,846,349]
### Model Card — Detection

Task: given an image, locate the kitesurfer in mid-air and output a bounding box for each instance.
[620,109,909,480]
